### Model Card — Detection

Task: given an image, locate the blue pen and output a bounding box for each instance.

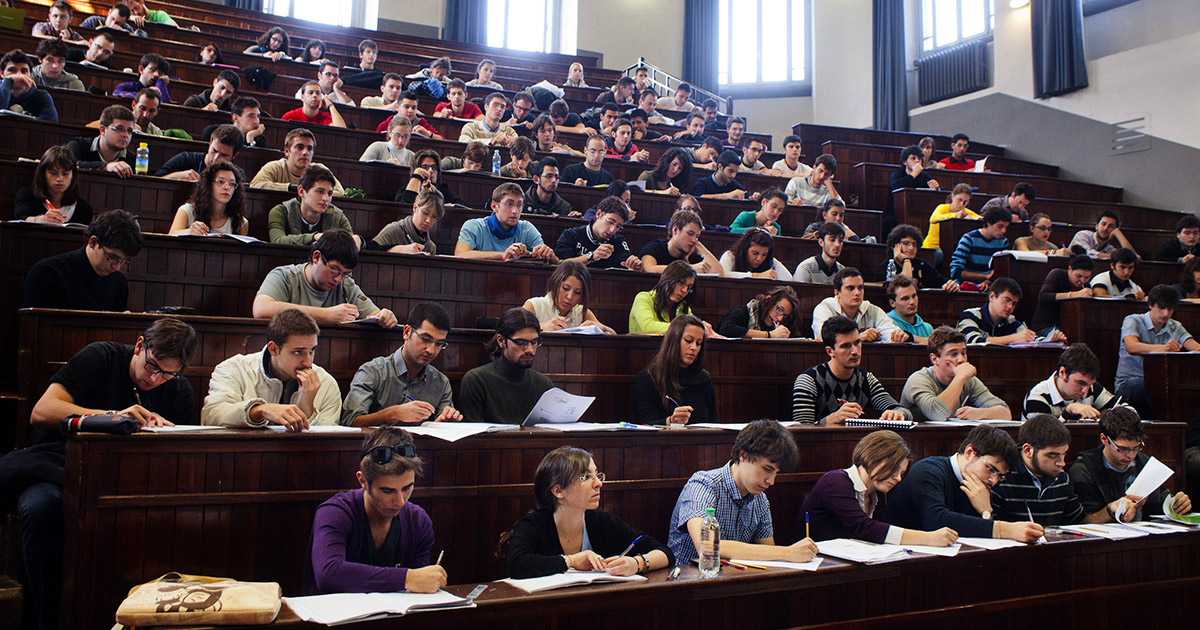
[665,395,682,408]
[618,422,640,429]
[618,534,643,557]
[404,394,417,403]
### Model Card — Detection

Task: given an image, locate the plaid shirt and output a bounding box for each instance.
[668,464,773,563]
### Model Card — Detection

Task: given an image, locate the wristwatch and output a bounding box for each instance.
[585,250,594,261]
[980,510,992,520]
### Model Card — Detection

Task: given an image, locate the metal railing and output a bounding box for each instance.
[623,57,731,115]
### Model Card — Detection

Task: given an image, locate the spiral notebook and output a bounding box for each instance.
[843,418,917,429]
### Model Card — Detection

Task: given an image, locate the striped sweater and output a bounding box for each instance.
[792,363,910,424]
[990,468,1086,526]
[949,230,1008,280]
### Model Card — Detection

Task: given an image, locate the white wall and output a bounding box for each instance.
[378,0,446,31]
[576,0,685,77]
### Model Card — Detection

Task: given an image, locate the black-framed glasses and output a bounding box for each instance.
[364,442,416,464]
[415,332,449,350]
[505,336,544,349]
[143,351,181,380]
[101,248,134,267]
[983,462,1007,483]
[1110,441,1144,456]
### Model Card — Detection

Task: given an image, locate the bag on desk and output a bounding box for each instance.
[59,414,139,435]
[115,572,281,626]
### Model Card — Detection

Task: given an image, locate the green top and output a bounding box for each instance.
[267,198,354,245]
[145,9,178,26]
[629,290,692,335]
[729,210,781,235]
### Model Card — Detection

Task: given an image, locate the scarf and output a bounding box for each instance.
[486,213,517,240]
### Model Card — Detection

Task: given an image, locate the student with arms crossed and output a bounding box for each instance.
[503,447,672,578]
[1069,408,1192,523]
[900,326,1010,422]
[433,79,484,119]
[885,425,1044,542]
[112,53,171,103]
[283,81,347,128]
[303,427,447,594]
[202,309,341,430]
[360,73,405,110]
[522,261,616,334]
[811,268,905,342]
[457,308,554,424]
[554,197,641,270]
[633,315,716,426]
[253,231,397,328]
[22,209,140,310]
[251,128,346,196]
[12,317,195,630]
[989,414,1086,526]
[31,1,85,42]
[341,302,462,427]
[458,92,517,146]
[639,209,721,274]
[885,145,940,234]
[456,183,558,263]
[1023,343,1133,420]
[667,420,818,564]
[793,316,911,425]
[772,135,811,177]
[562,135,615,187]
[1114,285,1199,417]
[956,277,1036,345]
[801,431,959,545]
[885,275,933,344]
[31,39,83,91]
[719,228,792,281]
[718,285,799,339]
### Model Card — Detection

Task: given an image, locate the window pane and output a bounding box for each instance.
[789,0,806,81]
[718,0,730,85]
[761,0,788,82]
[506,0,546,52]
[560,0,577,55]
[268,0,289,17]
[543,0,554,53]
[487,0,507,48]
[294,0,350,27]
[961,0,986,38]
[730,0,757,83]
[922,0,934,50]
[934,0,958,48]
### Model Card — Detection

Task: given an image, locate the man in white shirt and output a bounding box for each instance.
[811,268,905,341]
[786,154,841,206]
[772,135,811,177]
[657,82,696,114]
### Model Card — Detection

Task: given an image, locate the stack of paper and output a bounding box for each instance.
[1059,524,1149,540]
[406,422,519,442]
[283,590,474,624]
[542,325,608,335]
[521,388,595,426]
[728,558,823,571]
[1119,521,1192,535]
[815,539,911,564]
[956,537,1029,550]
[500,570,646,593]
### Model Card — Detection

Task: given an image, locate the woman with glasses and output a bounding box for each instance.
[629,260,705,335]
[718,286,799,339]
[1014,213,1071,256]
[718,228,792,281]
[458,308,554,424]
[633,315,715,426]
[302,426,448,594]
[637,147,692,195]
[168,161,248,235]
[799,431,958,546]
[14,145,93,224]
[522,261,616,334]
[244,27,290,62]
[501,446,671,578]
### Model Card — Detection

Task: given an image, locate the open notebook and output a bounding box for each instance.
[500,570,646,593]
[283,590,474,625]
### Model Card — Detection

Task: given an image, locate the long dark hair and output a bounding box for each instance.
[545,260,592,318]
[646,314,707,405]
[652,260,697,322]
[32,145,80,206]
[187,161,245,231]
[299,38,327,63]
[256,27,290,52]
[729,227,775,273]
[1181,257,1200,296]
[751,286,800,334]
[196,42,223,65]
[648,147,692,190]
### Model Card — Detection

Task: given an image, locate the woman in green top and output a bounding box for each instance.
[729,188,787,235]
[629,260,707,335]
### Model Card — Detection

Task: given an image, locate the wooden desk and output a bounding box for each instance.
[794,123,1008,157]
[822,140,1058,185]
[850,163,1123,214]
[1142,353,1200,428]
[57,424,1189,630]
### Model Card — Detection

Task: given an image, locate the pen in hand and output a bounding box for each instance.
[435,550,444,566]
[617,535,643,558]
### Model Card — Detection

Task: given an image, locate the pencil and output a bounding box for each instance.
[805,512,810,539]
[435,550,444,566]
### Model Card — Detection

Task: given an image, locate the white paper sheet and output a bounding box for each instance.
[1125,456,1174,500]
[956,537,1028,550]
[728,558,823,571]
[899,543,962,557]
[264,424,362,433]
[532,422,622,432]
[405,422,519,442]
[141,425,224,432]
[543,325,608,335]
[815,539,910,564]
[1060,524,1148,540]
[284,590,473,624]
[521,388,595,426]
[499,570,646,593]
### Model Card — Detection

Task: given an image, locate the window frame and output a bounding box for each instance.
[717,0,813,99]
[919,0,995,57]
[264,0,377,29]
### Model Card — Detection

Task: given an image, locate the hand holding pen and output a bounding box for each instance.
[665,395,693,428]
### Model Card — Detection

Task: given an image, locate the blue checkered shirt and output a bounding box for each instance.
[668,463,774,563]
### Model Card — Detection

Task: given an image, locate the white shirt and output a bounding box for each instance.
[811,297,899,339]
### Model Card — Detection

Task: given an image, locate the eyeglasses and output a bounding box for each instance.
[772,303,790,317]
[106,125,134,136]
[579,472,605,484]
[364,442,416,464]
[600,216,624,232]
[982,462,1007,483]
[213,178,239,189]
[143,351,181,380]
[320,71,339,78]
[1110,441,1144,456]
[415,332,449,350]
[1032,224,1052,232]
[101,247,133,267]
[504,336,544,349]
[679,205,700,212]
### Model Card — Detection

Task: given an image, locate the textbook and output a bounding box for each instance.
[283,590,474,625]
[500,570,646,593]
[844,418,916,429]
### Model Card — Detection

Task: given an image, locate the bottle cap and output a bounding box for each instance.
[139,142,148,148]
[705,507,715,515]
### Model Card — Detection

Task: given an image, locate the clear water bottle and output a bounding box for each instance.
[135,143,150,175]
[492,149,501,176]
[886,258,897,281]
[698,507,720,578]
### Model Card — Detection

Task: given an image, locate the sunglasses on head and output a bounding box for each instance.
[363,439,416,464]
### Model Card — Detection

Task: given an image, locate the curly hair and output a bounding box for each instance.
[187,161,245,232]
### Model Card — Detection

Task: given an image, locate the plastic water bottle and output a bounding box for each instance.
[492,149,501,176]
[698,507,720,578]
[135,143,150,175]
[886,258,897,281]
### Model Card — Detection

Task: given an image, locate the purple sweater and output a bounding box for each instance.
[302,488,435,595]
[797,468,892,544]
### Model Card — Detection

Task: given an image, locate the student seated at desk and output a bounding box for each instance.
[1030,255,1092,337]
[168,161,248,236]
[885,275,934,344]
[182,69,239,112]
[1023,343,1133,421]
[342,302,462,427]
[794,222,846,284]
[359,115,415,166]
[13,145,93,224]
[1174,258,1200,302]
[956,277,1035,346]
[22,209,140,311]
[639,209,722,275]
[800,431,959,545]
[719,229,792,281]
[522,261,615,334]
[989,414,1087,526]
[302,427,447,594]
[629,260,708,335]
[1089,247,1145,300]
[156,125,245,181]
[502,447,673,579]
[1013,213,1071,256]
[1114,285,1199,417]
[634,315,716,425]
[718,285,799,339]
[395,149,466,207]
[886,425,1043,542]
[244,26,290,61]
[1158,214,1200,263]
[455,182,558,263]
[554,197,641,270]
[876,224,958,291]
[31,1,85,43]
[366,187,443,255]
[457,308,554,424]
[800,199,860,242]
[900,326,1010,422]
[112,53,171,104]
[811,268,904,342]
[792,316,910,425]
[667,420,818,564]
[251,128,346,197]
[637,147,692,195]
[202,309,342,430]
[729,189,787,236]
[265,165,357,246]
